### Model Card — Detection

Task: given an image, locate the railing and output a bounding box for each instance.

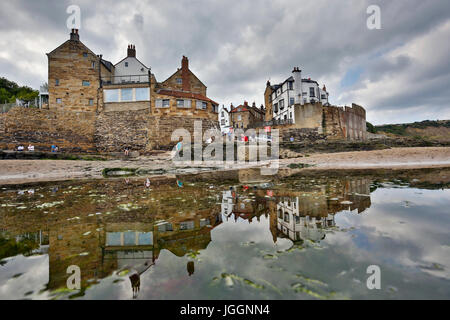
[1,103,17,113]
[101,74,150,86]
[248,118,293,129]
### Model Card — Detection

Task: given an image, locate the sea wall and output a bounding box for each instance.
[0,107,96,152]
[0,107,219,153]
[323,104,367,140]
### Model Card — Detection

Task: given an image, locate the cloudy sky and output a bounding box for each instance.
[0,0,449,124]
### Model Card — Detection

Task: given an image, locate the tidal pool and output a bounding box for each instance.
[0,170,449,300]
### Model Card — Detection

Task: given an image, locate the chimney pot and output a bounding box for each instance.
[70,29,80,41]
[127,44,136,57]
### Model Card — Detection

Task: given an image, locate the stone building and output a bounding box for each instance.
[0,29,221,152]
[47,29,104,111]
[230,101,265,130]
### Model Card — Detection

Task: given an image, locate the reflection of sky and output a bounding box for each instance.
[0,254,49,300]
[334,187,450,281]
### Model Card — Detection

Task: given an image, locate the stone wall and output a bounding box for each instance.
[0,107,96,152]
[0,107,219,153]
[0,113,5,136]
[323,104,367,140]
[94,109,150,152]
[95,110,219,152]
[277,127,325,143]
[293,103,323,132]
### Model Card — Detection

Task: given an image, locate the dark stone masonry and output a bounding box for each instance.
[0,107,219,153]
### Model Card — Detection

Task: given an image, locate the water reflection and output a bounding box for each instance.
[0,171,449,299]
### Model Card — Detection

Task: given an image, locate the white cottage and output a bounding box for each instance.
[218,104,231,133]
[113,45,150,84]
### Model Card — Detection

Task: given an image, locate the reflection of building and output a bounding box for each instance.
[273,178,372,243]
[277,196,335,242]
[0,176,372,297]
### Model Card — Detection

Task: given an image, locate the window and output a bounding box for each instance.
[274,103,278,113]
[83,52,88,57]
[177,99,191,108]
[321,94,326,99]
[56,98,62,104]
[284,115,287,120]
[82,80,90,86]
[290,97,295,106]
[55,79,60,86]
[196,101,207,110]
[180,221,195,230]
[221,111,224,117]
[156,99,170,108]
[288,82,293,90]
[176,78,182,84]
[279,99,284,109]
[91,62,96,69]
[88,99,94,106]
[213,104,218,113]
[125,62,129,67]
[135,87,149,101]
[237,115,242,121]
[284,213,290,223]
[309,87,315,97]
[104,89,119,102]
[121,88,133,101]
[290,112,292,119]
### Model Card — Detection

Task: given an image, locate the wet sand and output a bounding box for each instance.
[0,147,449,185]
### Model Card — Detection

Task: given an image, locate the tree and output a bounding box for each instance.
[0,77,38,104]
[366,122,376,134]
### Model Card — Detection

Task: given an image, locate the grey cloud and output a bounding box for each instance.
[0,0,449,124]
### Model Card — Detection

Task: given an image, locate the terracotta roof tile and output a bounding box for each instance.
[157,89,218,105]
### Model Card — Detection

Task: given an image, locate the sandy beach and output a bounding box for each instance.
[0,147,449,185]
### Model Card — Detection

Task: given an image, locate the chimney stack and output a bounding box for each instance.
[244,101,248,107]
[70,29,80,41]
[181,56,190,91]
[127,44,136,58]
[252,102,256,108]
[292,66,303,105]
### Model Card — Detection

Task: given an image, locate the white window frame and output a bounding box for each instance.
[177,99,191,108]
[156,99,170,108]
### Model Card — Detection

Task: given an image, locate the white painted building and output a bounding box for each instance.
[221,190,235,218]
[103,45,152,105]
[270,67,329,122]
[218,104,231,133]
[276,196,335,242]
[113,45,150,84]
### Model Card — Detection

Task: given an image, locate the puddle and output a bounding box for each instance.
[0,170,449,299]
